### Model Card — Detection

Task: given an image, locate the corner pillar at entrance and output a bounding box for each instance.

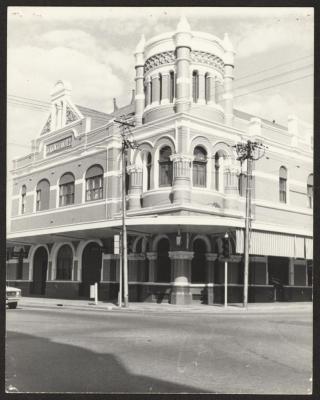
[170,154,193,204]
[169,251,194,305]
[205,253,218,304]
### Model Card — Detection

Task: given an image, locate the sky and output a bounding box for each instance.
[7,6,314,171]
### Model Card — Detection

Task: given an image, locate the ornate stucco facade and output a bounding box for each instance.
[7,17,313,304]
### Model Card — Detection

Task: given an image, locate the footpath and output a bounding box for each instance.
[19,296,313,315]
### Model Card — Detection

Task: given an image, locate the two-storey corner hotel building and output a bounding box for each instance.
[7,17,313,304]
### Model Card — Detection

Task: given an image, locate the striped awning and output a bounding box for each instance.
[236,229,313,259]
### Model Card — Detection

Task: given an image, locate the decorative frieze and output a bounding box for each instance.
[144,51,175,74]
[66,106,78,124]
[144,50,224,75]
[41,115,51,135]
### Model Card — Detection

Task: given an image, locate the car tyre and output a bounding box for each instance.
[8,302,17,309]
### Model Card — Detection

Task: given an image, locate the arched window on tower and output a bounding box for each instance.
[159,146,173,187]
[192,71,199,103]
[193,146,207,187]
[85,165,104,201]
[36,179,50,211]
[205,73,209,103]
[59,172,75,206]
[169,71,175,103]
[21,185,27,214]
[159,73,163,102]
[307,173,313,208]
[279,166,287,203]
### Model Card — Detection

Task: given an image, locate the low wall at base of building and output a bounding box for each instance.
[45,282,80,299]
[283,286,312,301]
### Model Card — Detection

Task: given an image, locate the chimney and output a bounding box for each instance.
[130,89,135,104]
[113,98,118,112]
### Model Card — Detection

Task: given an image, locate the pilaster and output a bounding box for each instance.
[205,253,218,304]
[169,251,193,305]
[146,252,157,282]
[170,154,193,204]
[127,165,143,210]
[134,35,146,126]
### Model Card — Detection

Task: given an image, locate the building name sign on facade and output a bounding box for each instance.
[46,136,72,155]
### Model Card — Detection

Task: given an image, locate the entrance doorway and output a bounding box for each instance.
[156,238,171,282]
[32,247,48,295]
[80,242,102,298]
[268,256,289,301]
[191,239,206,283]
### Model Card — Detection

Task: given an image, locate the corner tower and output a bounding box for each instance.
[133,16,236,126]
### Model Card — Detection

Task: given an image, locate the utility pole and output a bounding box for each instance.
[114,119,137,308]
[233,140,266,308]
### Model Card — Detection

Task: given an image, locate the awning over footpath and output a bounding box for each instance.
[236,229,313,259]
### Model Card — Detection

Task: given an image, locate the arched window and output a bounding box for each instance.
[192,71,199,103]
[214,153,220,191]
[59,173,75,206]
[159,146,173,187]
[56,244,73,280]
[85,165,104,201]
[238,173,246,197]
[279,166,287,203]
[193,146,207,187]
[307,174,313,208]
[21,185,27,214]
[159,73,163,102]
[147,152,152,190]
[169,71,175,103]
[36,179,50,211]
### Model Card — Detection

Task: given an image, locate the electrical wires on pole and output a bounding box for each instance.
[113,118,139,308]
[233,140,267,308]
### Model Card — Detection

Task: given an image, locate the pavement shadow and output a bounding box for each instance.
[6,331,213,394]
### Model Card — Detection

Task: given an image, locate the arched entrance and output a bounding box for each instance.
[80,242,102,298]
[156,238,171,282]
[32,247,48,295]
[191,239,206,283]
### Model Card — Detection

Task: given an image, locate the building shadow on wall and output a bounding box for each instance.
[6,331,214,394]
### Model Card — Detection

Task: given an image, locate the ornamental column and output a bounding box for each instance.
[134,35,146,127]
[173,16,192,113]
[160,72,170,105]
[205,253,218,304]
[206,73,216,105]
[145,76,151,107]
[146,252,157,282]
[222,33,235,126]
[151,74,160,105]
[170,154,193,204]
[127,165,143,210]
[169,251,194,305]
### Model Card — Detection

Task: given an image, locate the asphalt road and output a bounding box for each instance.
[6,306,312,394]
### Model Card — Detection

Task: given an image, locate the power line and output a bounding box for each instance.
[235,54,313,82]
[234,73,312,99]
[234,64,313,91]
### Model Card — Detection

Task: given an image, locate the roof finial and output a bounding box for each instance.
[135,34,146,53]
[177,15,191,32]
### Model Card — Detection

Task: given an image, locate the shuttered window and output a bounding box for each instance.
[36,179,50,211]
[59,173,75,206]
[21,185,27,214]
[279,166,287,203]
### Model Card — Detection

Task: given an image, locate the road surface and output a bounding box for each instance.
[6,305,312,394]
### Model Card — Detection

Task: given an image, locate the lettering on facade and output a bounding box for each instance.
[46,136,72,154]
